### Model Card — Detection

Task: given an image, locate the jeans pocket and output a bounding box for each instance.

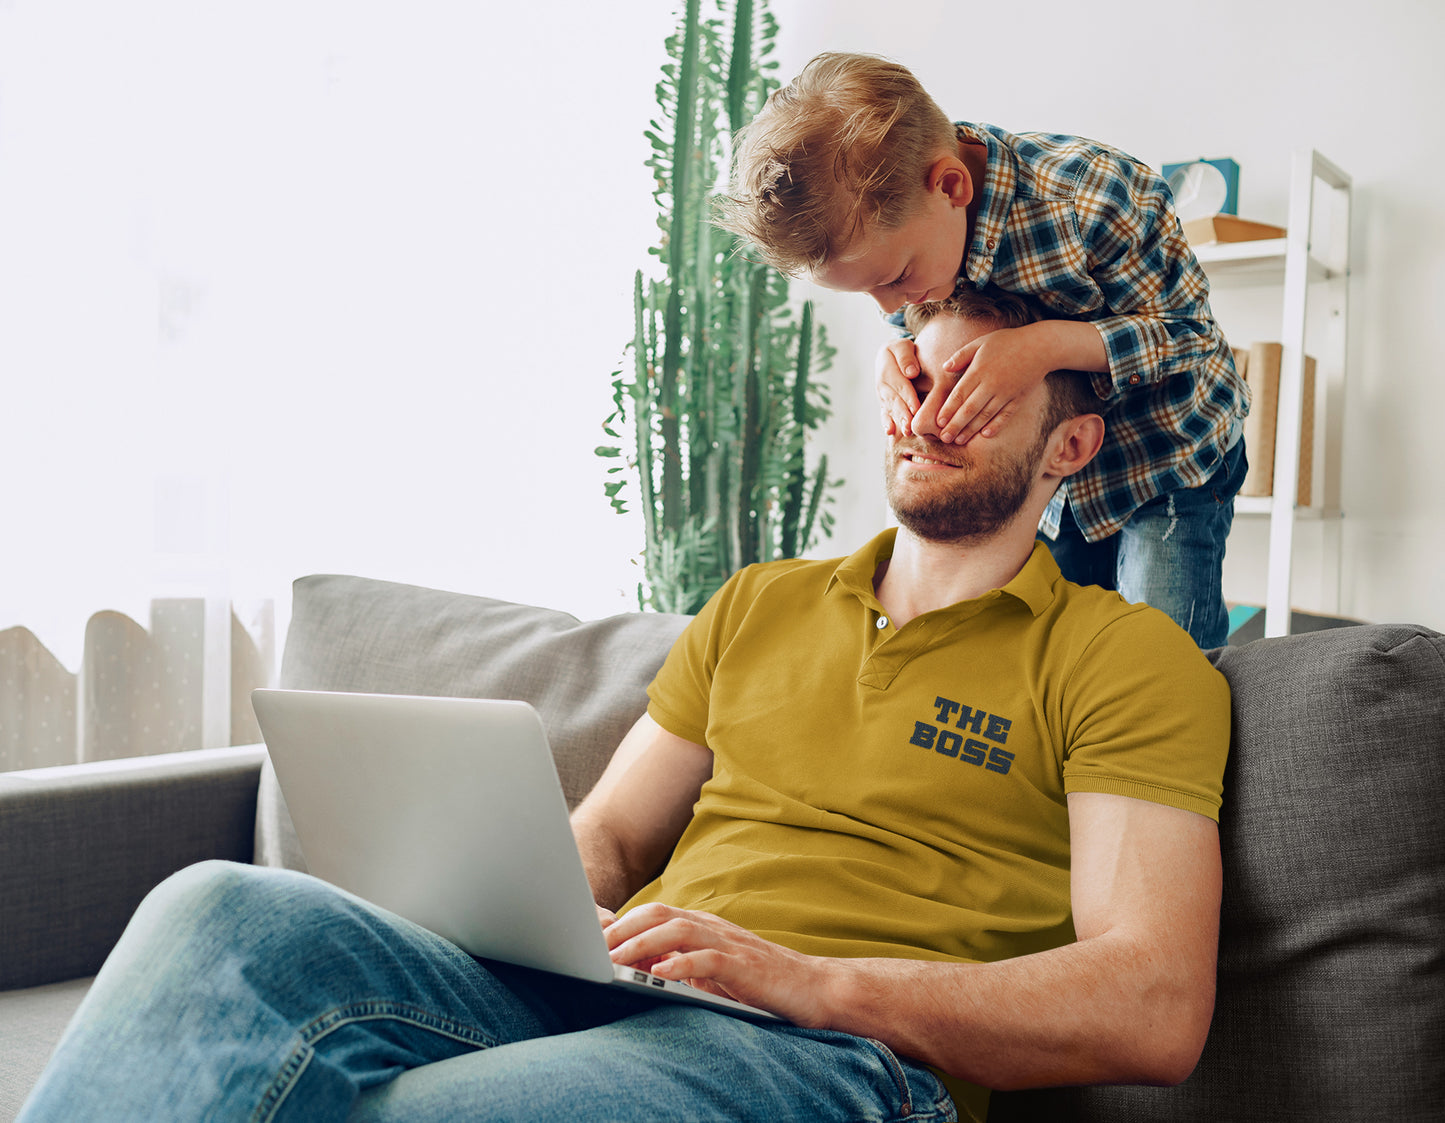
[854,1035,958,1123]
[1210,437,1249,505]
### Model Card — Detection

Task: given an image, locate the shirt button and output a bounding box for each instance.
[1128,374,1142,385]
[986,239,996,249]
[876,615,889,630]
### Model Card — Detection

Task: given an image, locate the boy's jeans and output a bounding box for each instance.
[18,862,956,1123]
[1042,438,1248,649]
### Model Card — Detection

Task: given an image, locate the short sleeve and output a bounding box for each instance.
[645,568,750,746]
[1059,610,1231,820]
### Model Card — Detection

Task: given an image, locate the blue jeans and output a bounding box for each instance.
[18,862,956,1123]
[1040,438,1248,649]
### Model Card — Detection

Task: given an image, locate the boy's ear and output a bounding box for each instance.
[1043,413,1105,480]
[926,156,974,209]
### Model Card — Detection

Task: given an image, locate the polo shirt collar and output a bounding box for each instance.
[1006,542,1062,617]
[826,529,898,604]
[827,530,1061,618]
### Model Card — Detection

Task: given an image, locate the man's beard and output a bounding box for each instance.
[885,432,1046,544]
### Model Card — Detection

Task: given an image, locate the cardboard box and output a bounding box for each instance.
[1184,215,1286,246]
[1238,342,1315,507]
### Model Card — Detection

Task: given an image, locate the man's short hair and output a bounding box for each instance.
[903,288,1103,436]
[712,52,956,275]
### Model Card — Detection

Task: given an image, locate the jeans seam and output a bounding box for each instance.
[300,1000,502,1051]
[857,1036,953,1121]
[250,1001,501,1122]
[251,1046,311,1123]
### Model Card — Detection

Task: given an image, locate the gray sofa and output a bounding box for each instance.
[3,573,1442,1121]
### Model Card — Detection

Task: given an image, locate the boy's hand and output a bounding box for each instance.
[875,338,923,437]
[936,325,1052,445]
[936,318,1109,445]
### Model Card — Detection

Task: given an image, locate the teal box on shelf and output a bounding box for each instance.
[1162,157,1240,216]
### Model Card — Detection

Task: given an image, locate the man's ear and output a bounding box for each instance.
[926,156,973,209]
[1043,414,1105,480]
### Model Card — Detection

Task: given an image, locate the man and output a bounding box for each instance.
[20,289,1229,1123]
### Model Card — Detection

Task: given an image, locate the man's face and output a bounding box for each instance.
[809,188,970,315]
[884,316,1053,544]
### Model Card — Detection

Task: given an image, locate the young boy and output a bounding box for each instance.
[714,52,1249,649]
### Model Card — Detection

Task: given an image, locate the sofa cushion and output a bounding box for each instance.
[255,575,689,868]
[1060,623,1445,1120]
[0,977,92,1119]
[1,747,266,990]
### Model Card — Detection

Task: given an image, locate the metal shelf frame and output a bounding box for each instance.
[1194,149,1352,637]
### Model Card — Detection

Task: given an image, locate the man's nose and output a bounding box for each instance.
[910,385,943,437]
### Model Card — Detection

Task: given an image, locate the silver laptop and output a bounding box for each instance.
[250,688,780,1023]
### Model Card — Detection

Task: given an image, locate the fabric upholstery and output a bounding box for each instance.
[255,574,690,868]
[0,747,265,992]
[0,977,91,1119]
[1052,624,1445,1121]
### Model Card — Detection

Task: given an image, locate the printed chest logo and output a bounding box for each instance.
[909,696,1015,776]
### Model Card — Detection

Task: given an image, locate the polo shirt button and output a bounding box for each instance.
[876,615,889,630]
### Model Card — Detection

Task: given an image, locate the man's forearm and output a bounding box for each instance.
[820,924,1215,1089]
[821,796,1222,1089]
[605,798,1220,1090]
[608,898,1217,1090]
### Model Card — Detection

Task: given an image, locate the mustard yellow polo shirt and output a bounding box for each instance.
[629,531,1230,1118]
[632,529,1228,961]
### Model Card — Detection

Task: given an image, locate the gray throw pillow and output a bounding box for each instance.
[254,575,689,869]
[1054,623,1445,1121]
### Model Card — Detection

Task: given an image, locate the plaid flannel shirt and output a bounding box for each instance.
[890,122,1249,543]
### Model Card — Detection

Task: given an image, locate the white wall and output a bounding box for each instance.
[2,0,1441,674]
[0,1,676,666]
[771,0,1445,632]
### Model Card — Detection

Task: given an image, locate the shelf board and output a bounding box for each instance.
[1235,496,1341,519]
[1192,239,1334,283]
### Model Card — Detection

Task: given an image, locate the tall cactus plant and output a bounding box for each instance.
[599,0,840,615]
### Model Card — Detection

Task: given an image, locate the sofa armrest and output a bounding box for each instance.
[0,745,266,990]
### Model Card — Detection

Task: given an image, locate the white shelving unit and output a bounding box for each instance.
[1193,149,1352,637]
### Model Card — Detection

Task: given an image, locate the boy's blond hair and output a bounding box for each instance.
[713,52,956,275]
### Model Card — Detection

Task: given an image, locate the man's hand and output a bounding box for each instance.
[605,901,834,1028]
[875,338,923,437]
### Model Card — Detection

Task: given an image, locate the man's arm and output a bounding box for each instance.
[606,790,1221,1089]
[570,713,714,912]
